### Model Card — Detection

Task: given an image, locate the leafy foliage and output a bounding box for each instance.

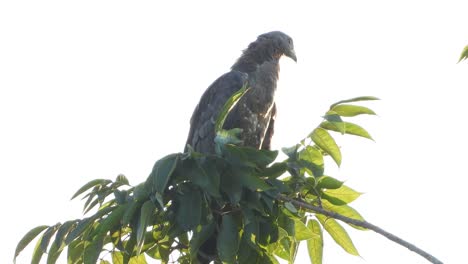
[458,45,468,63]
[15,97,378,264]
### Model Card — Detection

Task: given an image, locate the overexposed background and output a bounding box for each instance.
[1,1,467,263]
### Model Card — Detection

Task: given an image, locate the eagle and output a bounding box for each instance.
[184,31,296,263]
[185,31,296,154]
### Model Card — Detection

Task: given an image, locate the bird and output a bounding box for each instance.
[185,31,297,154]
[184,31,296,263]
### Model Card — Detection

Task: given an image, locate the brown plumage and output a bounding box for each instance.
[185,31,296,154]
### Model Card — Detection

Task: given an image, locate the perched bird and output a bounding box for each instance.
[184,31,296,263]
[185,31,296,154]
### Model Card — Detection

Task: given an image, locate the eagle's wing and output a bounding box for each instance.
[185,70,248,153]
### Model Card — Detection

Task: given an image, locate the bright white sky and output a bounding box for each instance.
[1,1,467,263]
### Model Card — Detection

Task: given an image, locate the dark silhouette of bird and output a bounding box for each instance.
[184,31,296,263]
[185,31,296,154]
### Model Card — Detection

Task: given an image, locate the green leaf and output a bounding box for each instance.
[40,224,60,253]
[53,220,78,249]
[217,214,240,263]
[67,240,84,264]
[323,185,361,204]
[14,225,48,263]
[260,162,287,178]
[186,157,221,198]
[146,153,180,196]
[31,232,45,264]
[284,202,298,214]
[189,223,215,259]
[316,176,343,190]
[46,239,63,264]
[122,200,141,226]
[322,200,367,230]
[299,146,324,177]
[316,215,359,256]
[330,96,379,109]
[136,200,156,254]
[323,111,345,134]
[309,128,342,166]
[220,168,243,204]
[215,83,249,132]
[293,219,317,241]
[458,45,468,63]
[176,187,202,230]
[71,179,111,200]
[282,144,299,159]
[91,205,127,239]
[307,220,323,264]
[83,235,104,264]
[331,104,376,117]
[320,121,373,140]
[65,206,113,245]
[116,174,130,185]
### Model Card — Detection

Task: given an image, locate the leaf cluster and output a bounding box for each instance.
[15,96,378,264]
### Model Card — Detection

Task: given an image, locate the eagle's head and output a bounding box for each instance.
[257,31,297,62]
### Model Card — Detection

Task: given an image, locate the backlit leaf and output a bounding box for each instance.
[215,84,249,133]
[458,45,468,63]
[320,121,373,140]
[71,179,111,200]
[331,104,376,117]
[307,220,323,264]
[83,235,104,264]
[40,224,59,253]
[294,219,317,241]
[322,200,367,230]
[323,185,362,204]
[317,176,343,190]
[14,225,48,263]
[330,96,379,109]
[323,111,345,134]
[316,215,359,256]
[309,128,342,166]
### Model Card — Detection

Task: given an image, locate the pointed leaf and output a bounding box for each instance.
[307,220,323,264]
[323,111,345,134]
[331,104,376,117]
[320,121,373,140]
[83,235,104,264]
[330,96,379,109]
[71,179,111,200]
[91,205,127,238]
[323,185,362,204]
[53,220,78,248]
[215,84,249,133]
[65,207,113,244]
[31,233,45,264]
[316,215,359,256]
[317,176,343,190]
[14,225,49,263]
[322,200,367,230]
[458,45,468,63]
[40,224,60,253]
[46,239,63,264]
[67,240,84,264]
[217,214,239,263]
[136,200,156,254]
[293,219,317,241]
[146,153,180,195]
[309,128,341,166]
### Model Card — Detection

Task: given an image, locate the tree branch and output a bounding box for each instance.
[277,195,443,264]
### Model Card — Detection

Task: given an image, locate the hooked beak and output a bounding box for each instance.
[285,48,297,62]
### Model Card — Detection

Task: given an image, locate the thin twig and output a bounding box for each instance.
[278,195,443,264]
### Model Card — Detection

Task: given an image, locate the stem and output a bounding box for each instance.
[277,195,443,264]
